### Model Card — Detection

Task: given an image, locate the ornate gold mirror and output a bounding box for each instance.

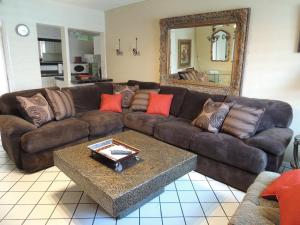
[160,8,250,96]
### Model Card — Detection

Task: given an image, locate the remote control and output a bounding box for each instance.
[110,150,132,155]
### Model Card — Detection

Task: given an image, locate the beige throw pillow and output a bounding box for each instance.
[192,98,232,133]
[16,93,54,127]
[113,84,139,108]
[130,89,159,111]
[45,89,76,120]
[222,104,265,139]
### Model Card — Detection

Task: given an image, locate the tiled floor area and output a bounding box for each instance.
[0,143,246,225]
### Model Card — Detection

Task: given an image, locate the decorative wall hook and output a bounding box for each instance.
[133,37,140,56]
[116,39,123,56]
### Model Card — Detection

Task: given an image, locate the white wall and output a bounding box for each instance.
[0,0,105,91]
[105,0,300,162]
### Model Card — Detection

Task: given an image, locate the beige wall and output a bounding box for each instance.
[106,0,300,161]
[195,25,234,73]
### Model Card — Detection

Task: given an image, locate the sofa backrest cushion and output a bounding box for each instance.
[178,90,226,121]
[63,83,113,113]
[0,87,59,116]
[127,80,160,89]
[159,86,188,116]
[225,96,293,132]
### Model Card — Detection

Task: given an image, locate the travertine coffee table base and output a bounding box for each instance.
[54,131,197,217]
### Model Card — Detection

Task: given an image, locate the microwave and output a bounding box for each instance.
[71,63,89,74]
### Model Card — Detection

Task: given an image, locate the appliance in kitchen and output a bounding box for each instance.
[71,63,89,74]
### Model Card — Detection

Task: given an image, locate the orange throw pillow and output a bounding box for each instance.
[99,94,122,113]
[146,93,173,117]
[261,169,300,199]
[277,183,300,225]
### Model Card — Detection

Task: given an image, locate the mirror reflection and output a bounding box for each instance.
[169,23,236,87]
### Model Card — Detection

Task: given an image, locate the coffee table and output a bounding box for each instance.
[54,131,197,218]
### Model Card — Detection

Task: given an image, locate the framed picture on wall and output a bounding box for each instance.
[178,39,191,68]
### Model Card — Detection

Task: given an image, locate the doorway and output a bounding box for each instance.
[0,23,9,95]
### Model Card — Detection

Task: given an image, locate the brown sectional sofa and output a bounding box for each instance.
[0,80,293,191]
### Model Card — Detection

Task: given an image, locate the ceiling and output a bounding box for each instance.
[49,0,144,11]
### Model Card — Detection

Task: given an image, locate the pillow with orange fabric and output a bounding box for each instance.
[146,93,174,117]
[261,169,300,199]
[99,94,122,113]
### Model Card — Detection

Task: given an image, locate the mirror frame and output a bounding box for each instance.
[159,8,250,96]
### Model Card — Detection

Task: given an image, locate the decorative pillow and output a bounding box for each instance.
[99,94,122,113]
[222,104,265,139]
[146,93,174,117]
[192,98,232,133]
[130,89,160,111]
[197,72,209,82]
[16,93,54,127]
[261,169,300,199]
[45,89,76,121]
[113,84,138,108]
[276,183,300,225]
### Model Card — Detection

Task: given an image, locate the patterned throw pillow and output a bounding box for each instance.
[16,93,54,127]
[192,98,232,133]
[45,89,76,121]
[113,84,138,108]
[130,89,160,111]
[222,104,265,139]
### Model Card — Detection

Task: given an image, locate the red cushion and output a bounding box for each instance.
[99,94,122,113]
[261,169,300,198]
[146,93,173,117]
[277,183,300,225]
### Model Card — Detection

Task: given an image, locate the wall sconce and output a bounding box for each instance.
[116,39,123,56]
[132,37,140,56]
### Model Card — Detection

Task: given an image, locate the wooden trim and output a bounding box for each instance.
[159,8,250,96]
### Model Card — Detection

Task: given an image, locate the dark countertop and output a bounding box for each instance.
[41,70,63,77]
[40,62,63,65]
[54,76,113,84]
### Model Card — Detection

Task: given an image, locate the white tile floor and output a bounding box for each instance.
[0,143,246,225]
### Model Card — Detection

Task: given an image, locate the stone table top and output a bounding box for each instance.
[54,130,197,217]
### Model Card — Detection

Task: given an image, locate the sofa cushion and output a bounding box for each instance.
[16,93,54,127]
[245,128,293,156]
[45,89,76,120]
[178,90,226,121]
[21,118,89,154]
[190,132,268,173]
[99,94,122,113]
[159,86,188,116]
[79,110,124,138]
[0,87,59,116]
[64,83,113,113]
[113,84,138,108]
[192,98,232,133]
[147,93,173,117]
[130,89,159,111]
[225,96,293,132]
[154,118,202,149]
[222,104,265,139]
[123,112,173,135]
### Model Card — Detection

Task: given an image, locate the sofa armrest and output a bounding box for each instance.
[245,128,293,156]
[0,115,36,136]
[0,115,36,168]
